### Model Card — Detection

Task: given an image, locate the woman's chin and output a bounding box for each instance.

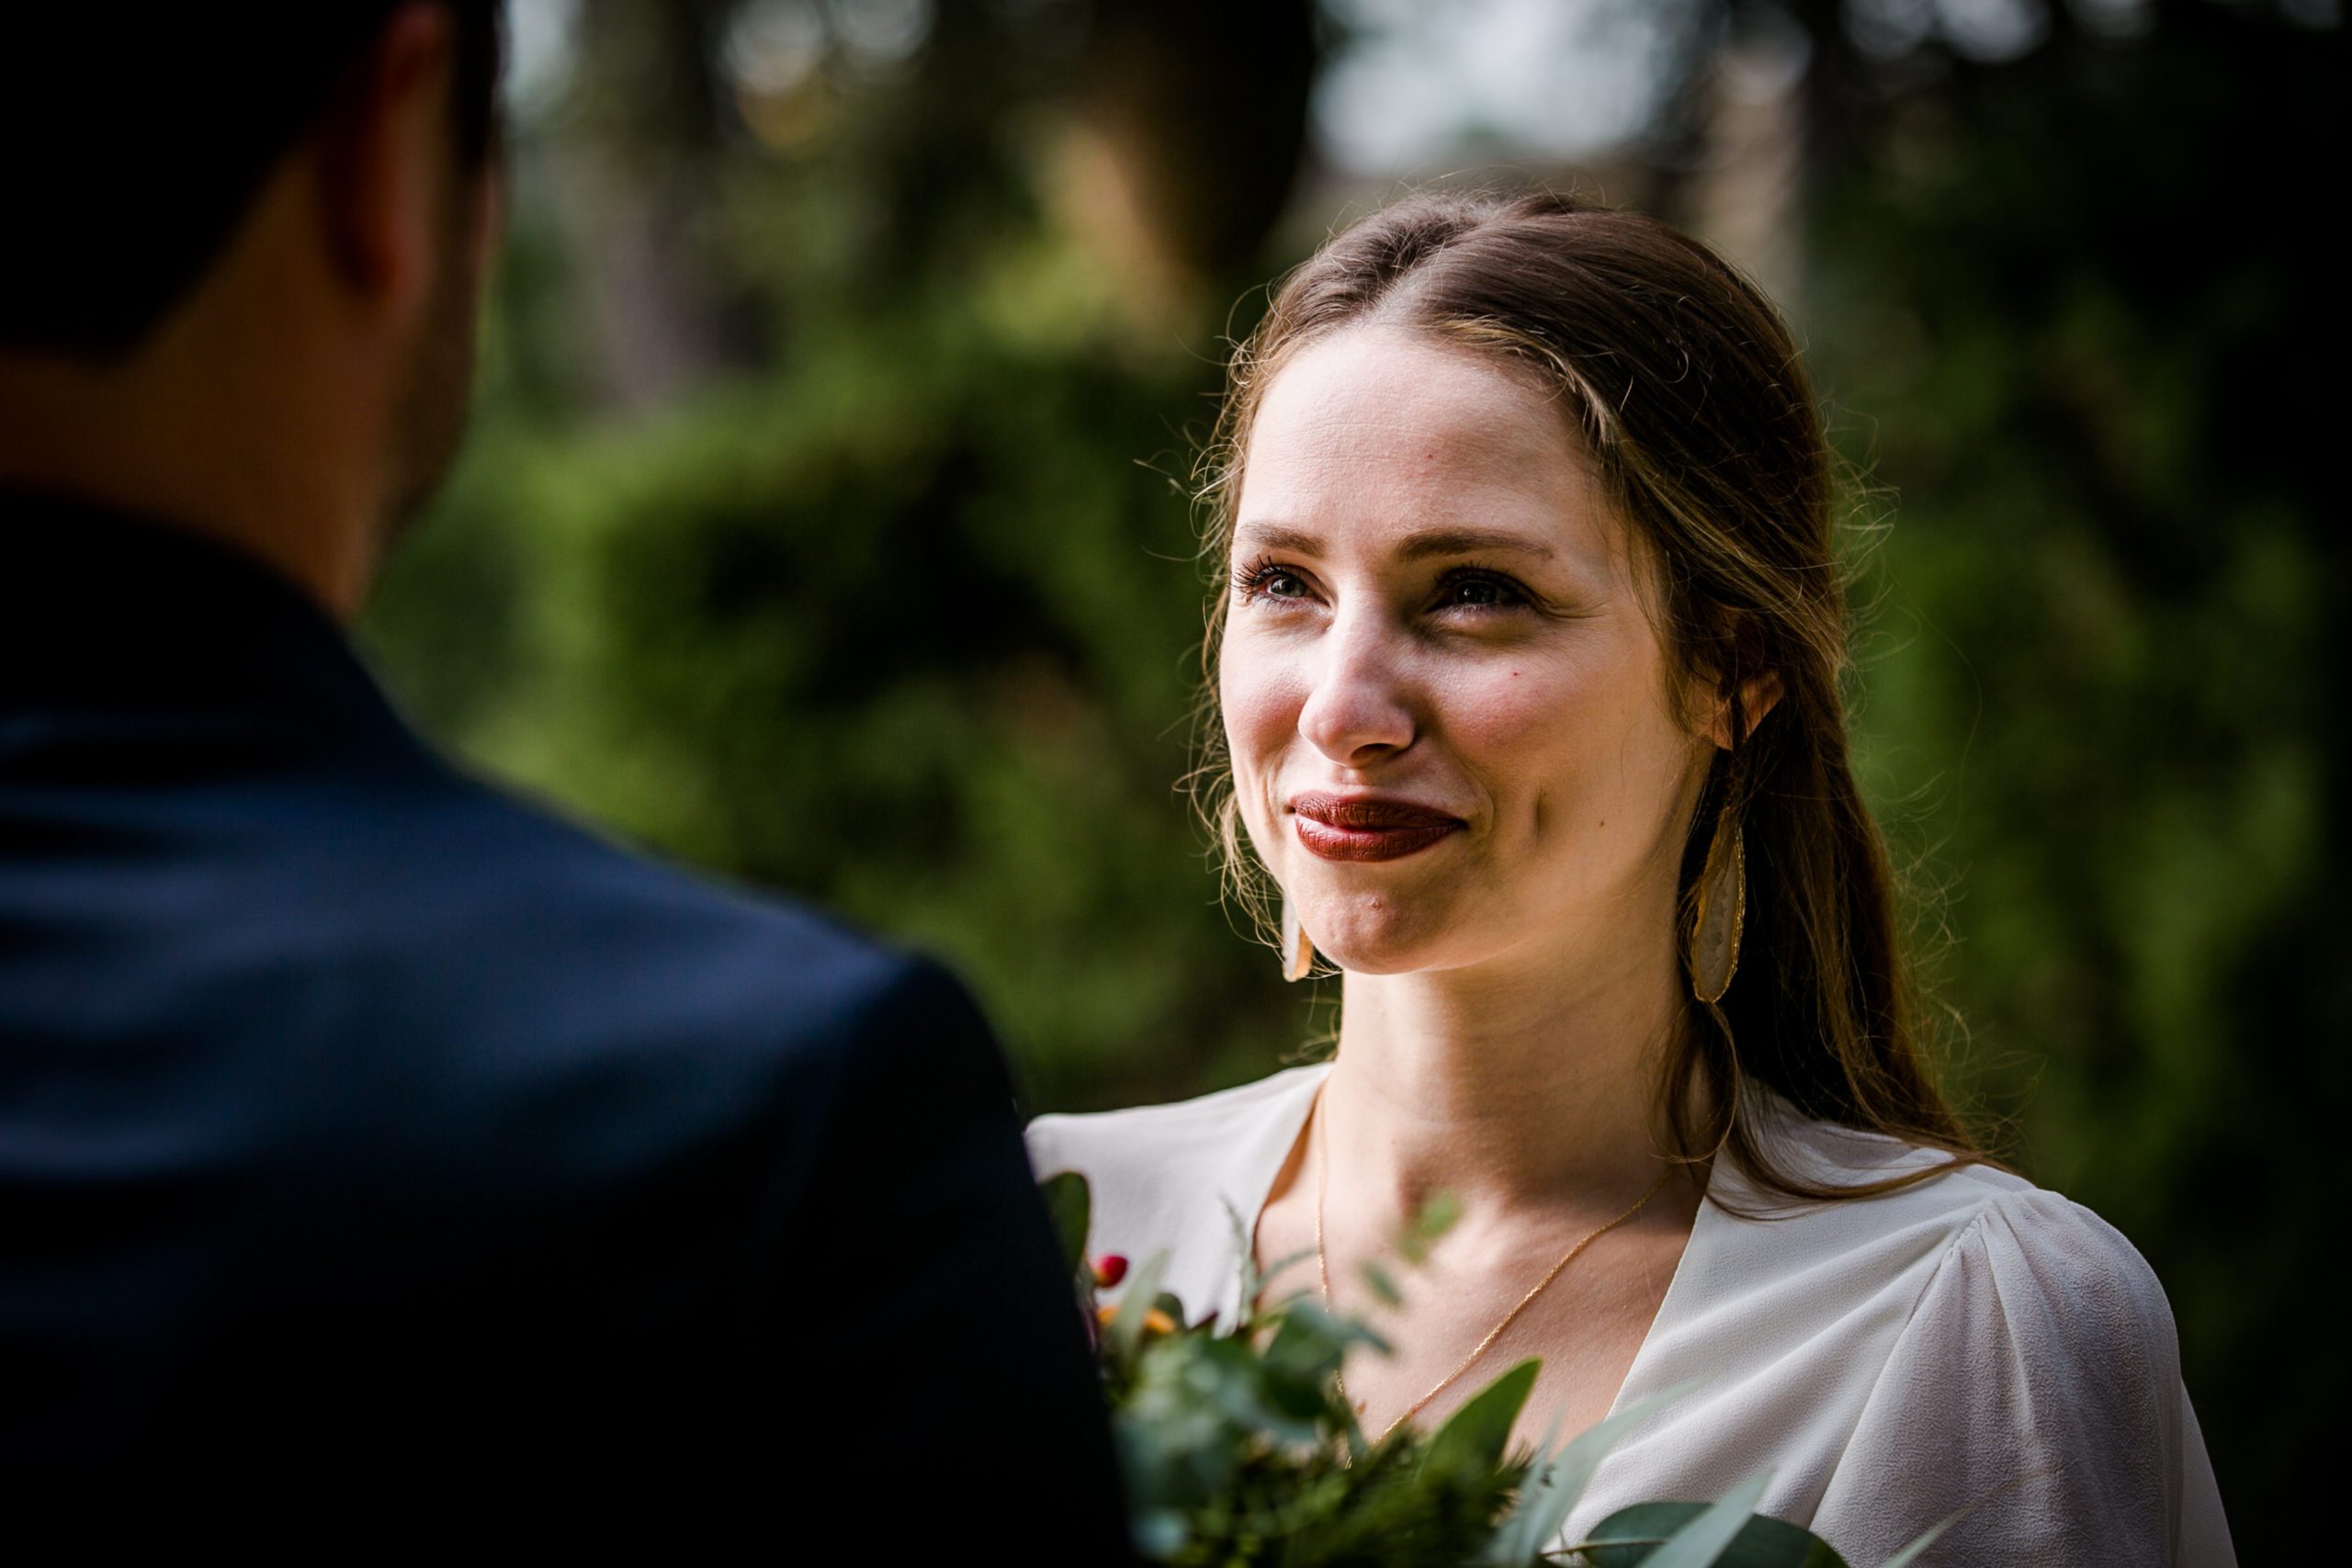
[1302,904,1471,976]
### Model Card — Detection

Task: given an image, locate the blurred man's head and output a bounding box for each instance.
[0,5,506,614]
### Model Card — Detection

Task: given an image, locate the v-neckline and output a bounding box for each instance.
[1226,1061,1720,1429]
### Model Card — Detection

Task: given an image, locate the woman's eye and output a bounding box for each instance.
[1438,572,1527,612]
[1234,558,1315,604]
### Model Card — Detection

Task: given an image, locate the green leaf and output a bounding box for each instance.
[1107,1249,1170,1359]
[1872,1510,1962,1568]
[1258,1297,1389,1452]
[1260,1296,1387,1432]
[1483,1379,1707,1564]
[1360,1259,1404,1307]
[1398,1190,1463,1264]
[1259,1244,1317,1281]
[1037,1170,1091,1282]
[1640,1473,1774,1568]
[1579,1501,1849,1566]
[1265,1297,1389,1371]
[1579,1473,1808,1568]
[1130,1508,1188,1560]
[1421,1358,1541,1480]
[1219,1200,1263,1321]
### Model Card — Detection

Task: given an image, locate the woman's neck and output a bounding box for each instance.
[1323,925,1688,1222]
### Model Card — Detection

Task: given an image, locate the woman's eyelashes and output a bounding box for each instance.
[1231,556,1544,620]
[1232,556,1314,604]
[1430,567,1535,615]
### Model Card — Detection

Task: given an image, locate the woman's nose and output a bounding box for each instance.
[1295,614,1418,767]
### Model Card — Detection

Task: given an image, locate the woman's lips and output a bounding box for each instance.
[1289,793,1464,863]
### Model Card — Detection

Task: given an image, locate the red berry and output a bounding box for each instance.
[1092,1254,1129,1289]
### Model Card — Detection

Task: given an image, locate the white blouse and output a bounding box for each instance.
[1027,1063,2234,1567]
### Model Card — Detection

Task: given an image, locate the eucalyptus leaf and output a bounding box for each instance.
[1220,1200,1262,1320]
[1256,1358,1334,1429]
[1108,1249,1171,1359]
[1594,1471,1775,1568]
[1189,1332,1323,1443]
[1360,1259,1404,1307]
[1421,1359,1542,1479]
[1266,1297,1390,1373]
[1130,1508,1188,1559]
[1580,1498,1848,1568]
[1482,1379,1706,1564]
[1872,1509,1962,1568]
[1398,1190,1463,1264]
[1038,1170,1091,1282]
[1259,1246,1317,1288]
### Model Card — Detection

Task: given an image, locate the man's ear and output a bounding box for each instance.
[1708,668,1784,750]
[312,4,458,314]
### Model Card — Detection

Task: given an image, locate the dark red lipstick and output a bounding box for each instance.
[1289,793,1464,863]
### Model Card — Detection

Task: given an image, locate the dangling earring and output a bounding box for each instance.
[1689,805,1745,1004]
[1279,893,1316,982]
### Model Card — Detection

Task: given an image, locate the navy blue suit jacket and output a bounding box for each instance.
[0,493,1126,1547]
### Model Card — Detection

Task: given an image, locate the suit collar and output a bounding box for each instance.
[0,487,403,729]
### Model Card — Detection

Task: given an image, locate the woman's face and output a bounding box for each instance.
[1220,325,1713,979]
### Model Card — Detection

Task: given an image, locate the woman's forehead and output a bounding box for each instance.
[1237,325,1618,570]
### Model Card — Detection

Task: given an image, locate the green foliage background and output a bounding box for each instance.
[361,3,2337,1553]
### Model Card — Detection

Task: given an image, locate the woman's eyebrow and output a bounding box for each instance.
[1395,527,1555,561]
[1233,523,1322,556]
[1232,524,1555,561]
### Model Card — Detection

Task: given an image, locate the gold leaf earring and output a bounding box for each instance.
[1689,806,1746,1004]
[1279,893,1316,982]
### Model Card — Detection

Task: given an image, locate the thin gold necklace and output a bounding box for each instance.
[1313,1088,1672,1446]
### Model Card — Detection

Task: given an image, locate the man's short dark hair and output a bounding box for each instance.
[1,5,504,362]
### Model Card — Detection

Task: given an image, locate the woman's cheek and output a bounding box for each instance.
[1441,658,1587,761]
[1219,641,1304,808]
[1442,657,1636,850]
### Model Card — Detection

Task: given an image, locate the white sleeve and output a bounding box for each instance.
[1811,1190,2235,1568]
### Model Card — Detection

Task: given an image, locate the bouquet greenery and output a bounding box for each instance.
[1040,1173,1949,1568]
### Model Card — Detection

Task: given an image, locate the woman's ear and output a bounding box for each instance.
[1709,669,1784,750]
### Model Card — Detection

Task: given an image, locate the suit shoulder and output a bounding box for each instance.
[384,765,923,1032]
[274,766,986,1167]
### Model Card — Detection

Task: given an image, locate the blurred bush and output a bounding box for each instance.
[1808,7,2342,1517]
[360,0,2337,1551]
[368,0,1326,1111]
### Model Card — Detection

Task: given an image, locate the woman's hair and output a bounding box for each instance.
[1193,188,1983,1203]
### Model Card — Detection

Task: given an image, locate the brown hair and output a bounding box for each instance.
[1193,188,1983,1203]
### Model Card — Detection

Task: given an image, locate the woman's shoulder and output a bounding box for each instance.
[1740,1114,2217,1565]
[1717,1100,2176,1350]
[1620,1104,2189,1531]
